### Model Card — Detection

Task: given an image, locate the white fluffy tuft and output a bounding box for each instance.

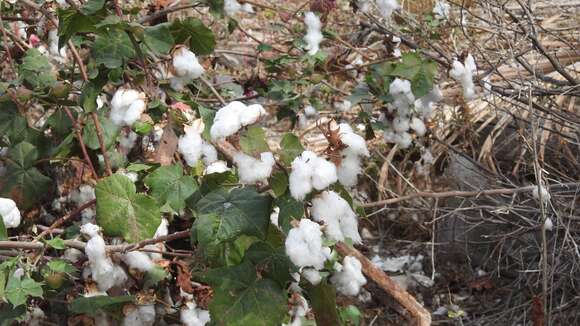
[450,54,477,100]
[0,197,21,228]
[170,47,205,91]
[110,88,146,127]
[233,151,276,184]
[210,101,266,140]
[285,219,331,270]
[330,256,367,296]
[289,151,338,200]
[181,301,211,326]
[311,191,362,244]
[304,12,323,55]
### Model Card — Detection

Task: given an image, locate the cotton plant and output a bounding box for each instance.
[304,12,323,55]
[210,101,267,139]
[311,191,362,244]
[289,151,338,200]
[284,293,309,326]
[233,151,276,184]
[336,123,370,187]
[170,47,205,91]
[0,197,21,228]
[181,301,211,326]
[449,53,477,100]
[110,88,147,127]
[178,119,218,167]
[81,223,127,291]
[330,256,367,296]
[285,219,331,270]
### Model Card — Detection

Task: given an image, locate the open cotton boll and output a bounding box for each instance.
[338,123,369,157]
[450,55,477,100]
[384,130,413,149]
[201,144,218,165]
[110,89,146,127]
[330,256,366,296]
[335,100,352,112]
[178,127,203,166]
[390,78,415,112]
[302,268,322,285]
[433,0,450,19]
[311,191,362,244]
[234,151,275,184]
[241,3,254,13]
[123,304,156,326]
[224,0,242,16]
[124,251,155,272]
[357,0,371,12]
[304,105,318,118]
[532,185,551,203]
[304,12,323,55]
[285,219,330,270]
[377,0,400,19]
[393,116,410,133]
[410,117,426,136]
[0,198,21,228]
[311,158,338,190]
[544,218,554,231]
[414,86,442,118]
[210,101,265,140]
[289,151,338,200]
[181,301,211,326]
[337,154,362,187]
[70,184,96,222]
[170,47,205,91]
[63,248,84,263]
[270,206,280,227]
[205,160,230,175]
[239,104,267,126]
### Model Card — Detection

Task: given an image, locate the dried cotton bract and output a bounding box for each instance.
[0,197,21,228]
[233,151,275,184]
[170,47,205,91]
[449,54,477,100]
[110,88,146,127]
[330,256,367,296]
[311,191,362,244]
[285,219,331,270]
[304,12,323,55]
[210,101,266,139]
[289,151,338,200]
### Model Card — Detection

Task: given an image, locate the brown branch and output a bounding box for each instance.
[362,182,580,208]
[63,107,99,180]
[335,242,431,326]
[90,112,112,176]
[0,15,17,79]
[139,4,202,24]
[36,199,96,240]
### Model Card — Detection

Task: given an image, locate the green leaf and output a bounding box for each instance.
[275,193,303,234]
[339,305,362,326]
[19,49,57,90]
[47,109,74,138]
[44,237,66,250]
[57,9,98,49]
[198,106,215,140]
[269,171,288,198]
[80,77,108,113]
[126,163,152,172]
[96,174,162,243]
[143,23,174,54]
[196,187,272,242]
[0,305,26,325]
[390,53,437,98]
[4,275,43,307]
[1,142,51,209]
[245,241,294,287]
[46,260,76,274]
[0,101,42,147]
[70,295,134,316]
[306,281,341,326]
[171,18,216,55]
[144,164,198,212]
[279,133,304,166]
[93,31,136,68]
[82,114,120,150]
[79,0,105,15]
[203,260,287,326]
[0,219,6,241]
[239,126,270,157]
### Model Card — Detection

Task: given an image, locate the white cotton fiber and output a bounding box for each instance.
[181,301,211,326]
[532,184,551,204]
[450,54,477,100]
[433,0,450,19]
[336,123,369,187]
[170,47,205,91]
[285,219,330,270]
[233,151,275,184]
[0,197,21,228]
[330,256,366,296]
[304,105,318,117]
[544,218,553,231]
[302,268,322,285]
[377,0,400,19]
[124,251,155,272]
[224,0,242,16]
[390,78,415,113]
[178,123,217,167]
[119,131,138,153]
[110,89,146,127]
[409,117,426,136]
[289,151,338,200]
[311,191,362,244]
[304,12,323,55]
[204,160,230,175]
[335,100,352,112]
[337,154,362,188]
[414,86,442,118]
[210,101,266,140]
[69,184,96,222]
[123,304,156,326]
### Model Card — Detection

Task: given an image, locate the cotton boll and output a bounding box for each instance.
[0,198,21,228]
[337,154,362,187]
[201,144,218,165]
[335,100,352,112]
[178,127,203,166]
[270,206,280,227]
[233,151,275,184]
[285,219,330,270]
[70,184,96,221]
[117,171,138,183]
[410,117,426,136]
[357,0,371,12]
[241,3,254,13]
[123,305,156,326]
[119,131,138,153]
[304,105,318,118]
[396,132,413,148]
[302,268,321,285]
[205,160,230,175]
[124,251,155,272]
[63,248,84,263]
[110,89,146,127]
[154,218,169,238]
[339,123,369,157]
[330,256,366,296]
[224,0,242,16]
[390,78,415,112]
[393,116,410,133]
[239,104,266,126]
[311,158,338,190]
[170,47,204,91]
[532,185,551,203]
[415,86,442,118]
[311,191,362,244]
[450,56,477,100]
[543,218,554,231]
[210,101,246,140]
[181,301,211,326]
[289,162,314,201]
[377,0,400,19]
[433,0,450,19]
[304,12,323,55]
